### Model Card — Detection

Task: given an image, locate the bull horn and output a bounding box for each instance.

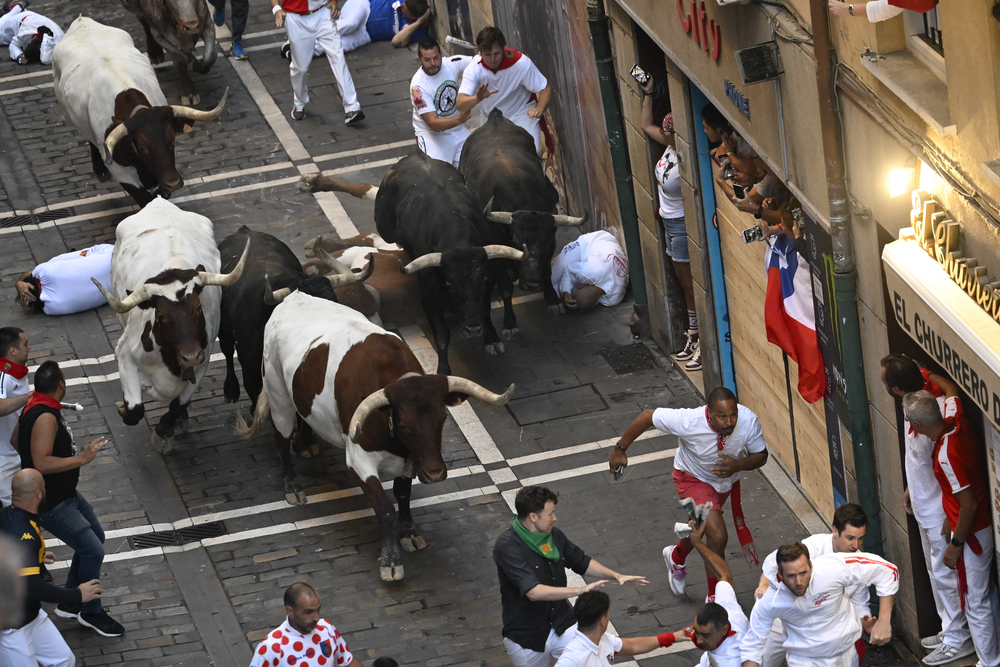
[327,253,375,288]
[348,388,390,443]
[170,87,229,123]
[199,238,250,287]
[552,210,589,227]
[90,277,149,314]
[401,252,443,274]
[483,196,514,225]
[263,274,292,305]
[446,377,515,405]
[103,122,130,164]
[313,246,355,276]
[484,245,524,261]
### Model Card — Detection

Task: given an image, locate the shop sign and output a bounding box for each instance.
[676,0,722,62]
[724,79,750,118]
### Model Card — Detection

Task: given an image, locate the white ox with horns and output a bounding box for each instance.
[93,198,248,450]
[53,17,226,206]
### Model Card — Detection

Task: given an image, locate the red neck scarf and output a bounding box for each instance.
[481,48,522,73]
[0,358,28,379]
[704,407,759,566]
[685,625,737,651]
[24,393,61,412]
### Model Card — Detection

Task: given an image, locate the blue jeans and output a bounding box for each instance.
[38,492,105,615]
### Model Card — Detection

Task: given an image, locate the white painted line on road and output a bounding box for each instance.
[506,431,662,468]
[489,292,545,310]
[227,58,311,162]
[517,449,676,488]
[0,69,51,84]
[242,28,285,40]
[314,191,359,238]
[321,156,399,177]
[28,354,116,373]
[0,81,52,96]
[312,140,413,164]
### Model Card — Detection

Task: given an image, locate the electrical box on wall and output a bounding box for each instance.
[734,41,782,84]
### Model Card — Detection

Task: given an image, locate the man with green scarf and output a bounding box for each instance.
[493,486,649,667]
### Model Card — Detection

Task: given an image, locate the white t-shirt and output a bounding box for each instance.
[0,8,63,63]
[33,244,114,316]
[249,618,354,667]
[553,628,622,667]
[652,404,766,492]
[905,395,947,529]
[0,360,29,459]
[655,145,684,219]
[410,55,472,135]
[698,581,747,667]
[550,231,629,307]
[459,50,548,125]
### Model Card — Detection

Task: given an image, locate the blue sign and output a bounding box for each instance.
[724,79,750,119]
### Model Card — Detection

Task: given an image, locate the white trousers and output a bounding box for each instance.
[761,620,787,667]
[0,610,75,667]
[502,624,577,667]
[416,128,469,168]
[960,527,1000,667]
[286,8,359,113]
[785,644,857,667]
[336,0,371,52]
[916,519,970,647]
[0,451,21,506]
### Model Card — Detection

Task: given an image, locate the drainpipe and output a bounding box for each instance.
[587,0,649,337]
[809,0,883,554]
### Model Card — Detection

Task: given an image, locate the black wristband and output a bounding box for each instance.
[754,203,764,220]
[615,443,627,452]
[950,537,964,548]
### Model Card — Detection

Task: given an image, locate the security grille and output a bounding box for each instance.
[920,6,943,55]
[128,521,226,549]
[734,42,782,84]
[860,642,901,667]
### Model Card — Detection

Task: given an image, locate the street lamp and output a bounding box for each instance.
[888,167,915,198]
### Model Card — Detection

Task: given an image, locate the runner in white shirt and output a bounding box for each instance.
[456,26,551,152]
[0,4,63,65]
[0,328,32,506]
[554,590,686,667]
[15,244,114,316]
[409,36,472,168]
[550,231,629,312]
[250,583,363,667]
[754,504,872,667]
[879,355,972,664]
[611,387,768,601]
[741,546,899,667]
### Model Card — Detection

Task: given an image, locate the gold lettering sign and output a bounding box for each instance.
[910,190,1000,323]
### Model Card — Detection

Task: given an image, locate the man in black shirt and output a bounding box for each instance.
[493,486,648,667]
[0,468,102,666]
[18,361,121,637]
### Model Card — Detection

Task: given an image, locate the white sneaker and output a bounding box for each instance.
[662,545,687,596]
[921,631,945,649]
[922,640,976,666]
[674,330,699,361]
[685,343,702,371]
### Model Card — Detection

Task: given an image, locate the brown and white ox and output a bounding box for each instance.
[119,0,217,105]
[92,198,248,452]
[235,291,514,581]
[53,18,226,207]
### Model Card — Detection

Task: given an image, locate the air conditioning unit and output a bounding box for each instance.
[734,41,783,84]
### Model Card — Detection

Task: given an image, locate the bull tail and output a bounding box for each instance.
[234,391,271,439]
[299,174,378,200]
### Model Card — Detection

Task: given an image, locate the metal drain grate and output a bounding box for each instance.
[128,521,226,550]
[0,209,73,229]
[860,642,902,667]
[601,344,659,375]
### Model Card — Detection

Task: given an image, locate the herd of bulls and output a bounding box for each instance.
[45,10,589,581]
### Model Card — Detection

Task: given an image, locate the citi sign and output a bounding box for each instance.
[676,0,722,62]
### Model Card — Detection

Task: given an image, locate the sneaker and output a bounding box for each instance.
[55,600,82,619]
[290,107,305,121]
[662,545,687,596]
[684,343,702,371]
[674,330,699,361]
[78,608,124,637]
[280,40,291,61]
[344,110,365,126]
[923,640,976,666]
[229,41,247,60]
[212,7,225,26]
[920,632,945,650]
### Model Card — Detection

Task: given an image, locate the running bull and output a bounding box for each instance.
[235,291,514,581]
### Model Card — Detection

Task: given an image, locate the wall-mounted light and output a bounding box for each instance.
[888,167,915,198]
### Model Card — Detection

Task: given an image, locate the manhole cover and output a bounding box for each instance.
[506,384,608,426]
[128,521,226,550]
[601,344,659,375]
[861,642,902,667]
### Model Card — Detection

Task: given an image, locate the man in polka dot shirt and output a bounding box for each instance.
[251,583,364,667]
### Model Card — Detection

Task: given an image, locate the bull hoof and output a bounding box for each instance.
[547,303,565,316]
[148,50,165,65]
[379,566,394,582]
[304,234,321,252]
[309,442,320,457]
[96,171,112,183]
[298,175,319,194]
[150,430,175,455]
[180,93,201,106]
[299,447,312,459]
[285,489,308,505]
[484,341,505,356]
[392,564,405,580]
[400,534,428,552]
[502,327,520,341]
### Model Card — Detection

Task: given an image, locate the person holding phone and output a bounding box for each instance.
[638,72,701,371]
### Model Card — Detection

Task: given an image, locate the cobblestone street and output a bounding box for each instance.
[0,4,832,666]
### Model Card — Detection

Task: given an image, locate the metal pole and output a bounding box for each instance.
[809,0,883,554]
[587,0,649,336]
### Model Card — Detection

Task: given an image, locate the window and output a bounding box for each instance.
[905,6,946,83]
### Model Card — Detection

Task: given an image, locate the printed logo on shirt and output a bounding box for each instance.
[605,653,614,664]
[812,592,830,606]
[611,252,628,278]
[434,81,459,116]
[412,87,428,109]
[21,532,32,540]
[320,640,333,658]
[658,153,676,175]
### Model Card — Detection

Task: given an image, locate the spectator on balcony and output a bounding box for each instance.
[828,0,938,22]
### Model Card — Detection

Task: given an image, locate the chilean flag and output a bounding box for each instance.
[764,235,825,403]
